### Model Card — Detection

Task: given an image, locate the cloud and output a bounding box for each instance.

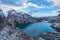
[16,2,48,12]
[0,0,59,17]
[31,13,58,17]
[15,0,28,6]
[0,0,55,10]
[0,4,22,17]
[52,9,60,14]
[0,0,46,10]
[0,0,28,6]
[47,0,60,6]
[27,2,46,8]
[0,4,21,10]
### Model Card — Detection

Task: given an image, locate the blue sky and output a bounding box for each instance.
[0,0,60,17]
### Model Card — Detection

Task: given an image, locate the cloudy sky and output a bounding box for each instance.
[0,0,60,17]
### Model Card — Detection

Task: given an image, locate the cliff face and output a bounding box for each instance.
[0,25,34,40]
[0,9,34,40]
[0,9,45,40]
[0,10,6,30]
[50,14,60,32]
[1,9,60,40]
[6,10,38,27]
[45,14,60,40]
[41,31,60,40]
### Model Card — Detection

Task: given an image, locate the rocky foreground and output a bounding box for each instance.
[0,9,60,40]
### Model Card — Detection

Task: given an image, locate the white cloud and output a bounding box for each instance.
[15,0,28,6]
[0,4,21,10]
[52,9,60,14]
[16,2,48,12]
[28,2,46,8]
[0,4,23,17]
[0,2,44,10]
[0,0,52,10]
[0,0,59,17]
[31,13,58,17]
[47,0,60,6]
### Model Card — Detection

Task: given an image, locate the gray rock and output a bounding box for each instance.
[0,9,42,40]
[0,25,34,40]
[7,10,37,27]
[41,31,60,40]
[1,9,59,40]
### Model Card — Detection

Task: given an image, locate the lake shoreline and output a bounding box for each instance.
[0,9,60,40]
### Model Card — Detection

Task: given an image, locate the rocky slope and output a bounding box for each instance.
[0,8,60,40]
[0,9,46,40]
[0,9,34,40]
[44,14,60,40]
[41,31,60,40]
[2,9,38,27]
[50,14,60,32]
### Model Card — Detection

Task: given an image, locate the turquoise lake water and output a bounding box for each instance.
[17,22,54,37]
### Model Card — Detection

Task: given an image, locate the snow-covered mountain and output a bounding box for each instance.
[0,4,13,17]
[0,4,30,17]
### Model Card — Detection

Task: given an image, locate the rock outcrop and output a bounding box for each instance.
[0,9,6,30]
[1,8,60,40]
[0,9,46,40]
[41,31,60,40]
[6,9,37,27]
[0,25,34,40]
[0,9,34,40]
[50,14,60,32]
